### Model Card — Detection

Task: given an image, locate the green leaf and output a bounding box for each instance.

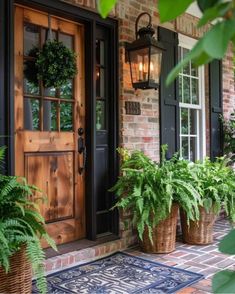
[97,0,117,18]
[158,0,195,23]
[197,0,221,13]
[203,20,235,59]
[219,229,235,255]
[197,2,231,27]
[166,39,212,85]
[212,270,235,293]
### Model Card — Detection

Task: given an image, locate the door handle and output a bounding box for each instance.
[78,128,86,174]
[79,145,86,175]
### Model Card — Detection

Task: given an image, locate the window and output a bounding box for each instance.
[23,23,74,132]
[178,35,206,161]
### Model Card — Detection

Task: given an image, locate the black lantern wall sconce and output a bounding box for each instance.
[126,12,165,90]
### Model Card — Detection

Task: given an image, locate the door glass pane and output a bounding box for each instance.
[190,137,197,161]
[183,76,190,103]
[24,98,40,130]
[96,100,105,130]
[60,80,73,99]
[59,33,73,49]
[43,100,58,131]
[192,78,199,104]
[24,24,40,56]
[181,108,188,135]
[190,109,197,135]
[99,68,105,98]
[96,67,105,98]
[96,40,105,66]
[96,67,100,97]
[23,76,39,95]
[41,28,56,44]
[60,103,73,131]
[44,87,57,98]
[181,137,189,160]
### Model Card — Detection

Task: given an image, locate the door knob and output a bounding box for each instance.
[78,128,84,136]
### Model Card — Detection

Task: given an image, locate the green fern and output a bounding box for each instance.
[110,147,202,242]
[0,147,57,294]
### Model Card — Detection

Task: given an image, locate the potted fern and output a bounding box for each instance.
[0,147,57,294]
[181,157,235,245]
[110,146,201,253]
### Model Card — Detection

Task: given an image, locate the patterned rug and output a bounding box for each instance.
[32,252,203,293]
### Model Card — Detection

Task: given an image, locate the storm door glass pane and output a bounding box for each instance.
[24,24,40,56]
[60,103,73,131]
[43,100,58,131]
[181,108,188,135]
[96,100,105,130]
[24,98,40,130]
[96,67,105,98]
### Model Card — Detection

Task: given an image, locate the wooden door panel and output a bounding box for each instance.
[25,152,74,222]
[14,5,86,246]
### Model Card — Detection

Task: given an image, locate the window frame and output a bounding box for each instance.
[178,34,206,160]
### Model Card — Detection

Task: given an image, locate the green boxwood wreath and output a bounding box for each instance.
[24,40,78,88]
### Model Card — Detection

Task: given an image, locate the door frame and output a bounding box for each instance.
[0,0,119,240]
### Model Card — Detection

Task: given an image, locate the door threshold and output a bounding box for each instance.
[45,234,119,259]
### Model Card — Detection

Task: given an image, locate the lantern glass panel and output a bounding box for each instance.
[129,47,150,84]
[149,46,162,84]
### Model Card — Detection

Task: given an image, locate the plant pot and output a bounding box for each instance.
[140,204,179,254]
[0,245,32,294]
[181,206,217,245]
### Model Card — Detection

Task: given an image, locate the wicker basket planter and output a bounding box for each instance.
[0,245,32,294]
[140,204,179,253]
[181,206,217,245]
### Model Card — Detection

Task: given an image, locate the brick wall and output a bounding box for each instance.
[62,0,234,242]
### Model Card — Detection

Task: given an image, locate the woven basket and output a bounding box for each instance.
[140,204,179,254]
[181,206,217,245]
[0,245,32,294]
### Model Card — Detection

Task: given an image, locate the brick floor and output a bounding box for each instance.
[125,219,234,293]
[45,219,234,293]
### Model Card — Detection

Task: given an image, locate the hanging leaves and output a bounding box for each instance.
[36,40,77,88]
[97,0,117,18]
[158,0,194,23]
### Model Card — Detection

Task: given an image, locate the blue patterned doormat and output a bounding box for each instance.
[33,252,203,293]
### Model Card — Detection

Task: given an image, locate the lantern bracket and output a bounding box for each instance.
[135,12,155,40]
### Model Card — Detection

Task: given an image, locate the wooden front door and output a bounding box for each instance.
[14,6,85,246]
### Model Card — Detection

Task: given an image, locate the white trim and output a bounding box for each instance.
[186,3,202,18]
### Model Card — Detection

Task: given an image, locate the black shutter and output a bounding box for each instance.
[209,60,223,159]
[158,27,179,159]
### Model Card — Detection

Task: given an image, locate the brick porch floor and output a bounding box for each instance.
[126,219,234,293]
[45,218,234,293]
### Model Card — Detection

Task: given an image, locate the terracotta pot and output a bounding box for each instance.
[0,245,32,294]
[140,204,179,254]
[181,206,217,245]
